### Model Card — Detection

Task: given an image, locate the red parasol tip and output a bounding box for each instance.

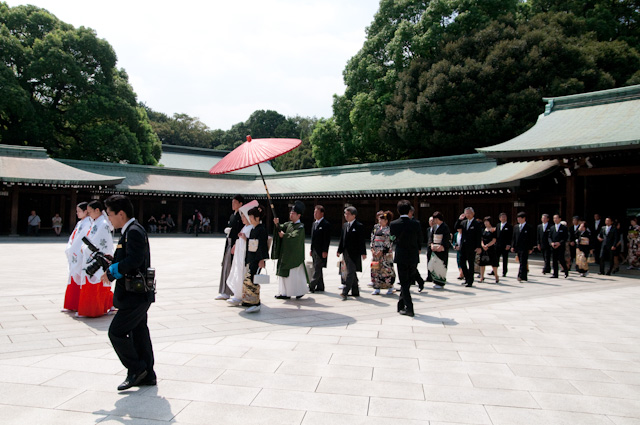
[246,135,252,142]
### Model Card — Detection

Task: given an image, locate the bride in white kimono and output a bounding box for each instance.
[227,200,259,306]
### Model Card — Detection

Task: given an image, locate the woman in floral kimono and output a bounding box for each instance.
[63,202,90,312]
[627,217,640,269]
[370,211,395,295]
[428,212,451,288]
[576,221,593,277]
[77,200,114,318]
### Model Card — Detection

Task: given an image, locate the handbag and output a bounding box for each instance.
[253,269,270,284]
[587,252,596,264]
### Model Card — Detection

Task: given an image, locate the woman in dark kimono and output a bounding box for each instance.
[239,204,269,313]
[479,216,499,283]
[428,212,451,289]
[576,221,593,277]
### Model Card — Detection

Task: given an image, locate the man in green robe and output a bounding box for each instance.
[271,201,309,299]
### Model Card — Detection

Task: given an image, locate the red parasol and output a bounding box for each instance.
[209,135,302,218]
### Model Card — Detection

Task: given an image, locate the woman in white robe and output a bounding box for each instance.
[226,201,258,306]
[77,200,114,318]
[63,202,91,311]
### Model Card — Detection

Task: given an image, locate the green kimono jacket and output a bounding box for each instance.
[271,221,306,278]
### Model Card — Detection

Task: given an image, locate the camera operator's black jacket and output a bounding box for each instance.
[114,219,154,309]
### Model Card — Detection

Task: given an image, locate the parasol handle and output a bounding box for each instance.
[257,163,277,219]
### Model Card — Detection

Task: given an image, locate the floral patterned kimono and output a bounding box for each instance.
[628,224,640,269]
[370,224,395,289]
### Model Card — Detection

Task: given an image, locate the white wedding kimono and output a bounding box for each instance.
[226,223,254,299]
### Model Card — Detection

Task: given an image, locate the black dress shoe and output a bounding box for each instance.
[465,283,473,287]
[118,370,148,391]
[295,295,303,299]
[340,294,347,301]
[564,271,569,278]
[551,275,558,278]
[274,295,291,299]
[138,377,157,386]
[398,309,415,317]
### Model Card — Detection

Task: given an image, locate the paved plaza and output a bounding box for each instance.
[0,235,639,424]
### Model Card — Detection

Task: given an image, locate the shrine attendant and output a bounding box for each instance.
[63,202,90,311]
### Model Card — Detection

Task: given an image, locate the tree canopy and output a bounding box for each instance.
[311,0,640,166]
[0,3,160,164]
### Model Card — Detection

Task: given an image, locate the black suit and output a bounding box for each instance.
[310,217,331,292]
[593,219,603,263]
[549,223,569,277]
[108,220,155,380]
[537,223,552,273]
[512,222,535,281]
[390,216,423,314]
[598,226,618,275]
[337,220,367,296]
[496,221,513,276]
[454,217,483,286]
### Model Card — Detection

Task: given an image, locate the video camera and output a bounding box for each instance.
[82,236,113,277]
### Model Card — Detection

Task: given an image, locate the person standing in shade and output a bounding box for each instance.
[103,194,156,391]
[216,195,244,300]
[27,210,41,236]
[309,205,331,293]
[598,217,618,275]
[496,213,512,277]
[549,214,569,278]
[428,211,450,289]
[52,213,63,236]
[390,200,423,316]
[455,207,483,287]
[192,209,203,237]
[537,214,552,274]
[337,206,367,300]
[511,212,535,282]
[272,201,309,299]
[568,216,580,271]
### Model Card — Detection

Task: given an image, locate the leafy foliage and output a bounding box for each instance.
[0,3,160,164]
[311,0,640,165]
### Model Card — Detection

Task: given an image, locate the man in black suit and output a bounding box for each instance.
[309,205,331,293]
[496,213,513,277]
[104,194,156,391]
[593,213,603,264]
[537,214,552,274]
[598,216,619,275]
[511,211,535,282]
[549,214,569,278]
[390,200,423,316]
[454,207,482,287]
[337,206,367,300]
[217,194,244,300]
[408,207,426,289]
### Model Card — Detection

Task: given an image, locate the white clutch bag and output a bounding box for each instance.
[253,271,270,284]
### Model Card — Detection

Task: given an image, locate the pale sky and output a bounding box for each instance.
[5,0,380,130]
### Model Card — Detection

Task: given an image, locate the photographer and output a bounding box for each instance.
[103,195,156,391]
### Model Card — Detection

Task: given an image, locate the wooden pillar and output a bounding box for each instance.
[213,198,219,233]
[565,175,576,218]
[177,199,183,233]
[137,198,144,223]
[10,188,19,236]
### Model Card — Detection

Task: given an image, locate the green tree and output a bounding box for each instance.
[0,3,160,164]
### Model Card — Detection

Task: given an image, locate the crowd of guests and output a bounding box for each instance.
[213,197,639,318]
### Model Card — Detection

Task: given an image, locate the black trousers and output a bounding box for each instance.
[541,247,551,273]
[459,247,477,285]
[341,252,359,296]
[516,249,529,281]
[109,301,155,378]
[499,248,509,276]
[552,245,568,276]
[600,248,615,274]
[310,251,326,292]
[396,262,416,313]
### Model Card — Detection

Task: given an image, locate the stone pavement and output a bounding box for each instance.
[0,235,639,424]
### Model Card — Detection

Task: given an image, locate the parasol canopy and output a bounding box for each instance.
[209,136,302,219]
[209,136,301,175]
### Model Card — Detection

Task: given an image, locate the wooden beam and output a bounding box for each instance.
[576,166,640,177]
